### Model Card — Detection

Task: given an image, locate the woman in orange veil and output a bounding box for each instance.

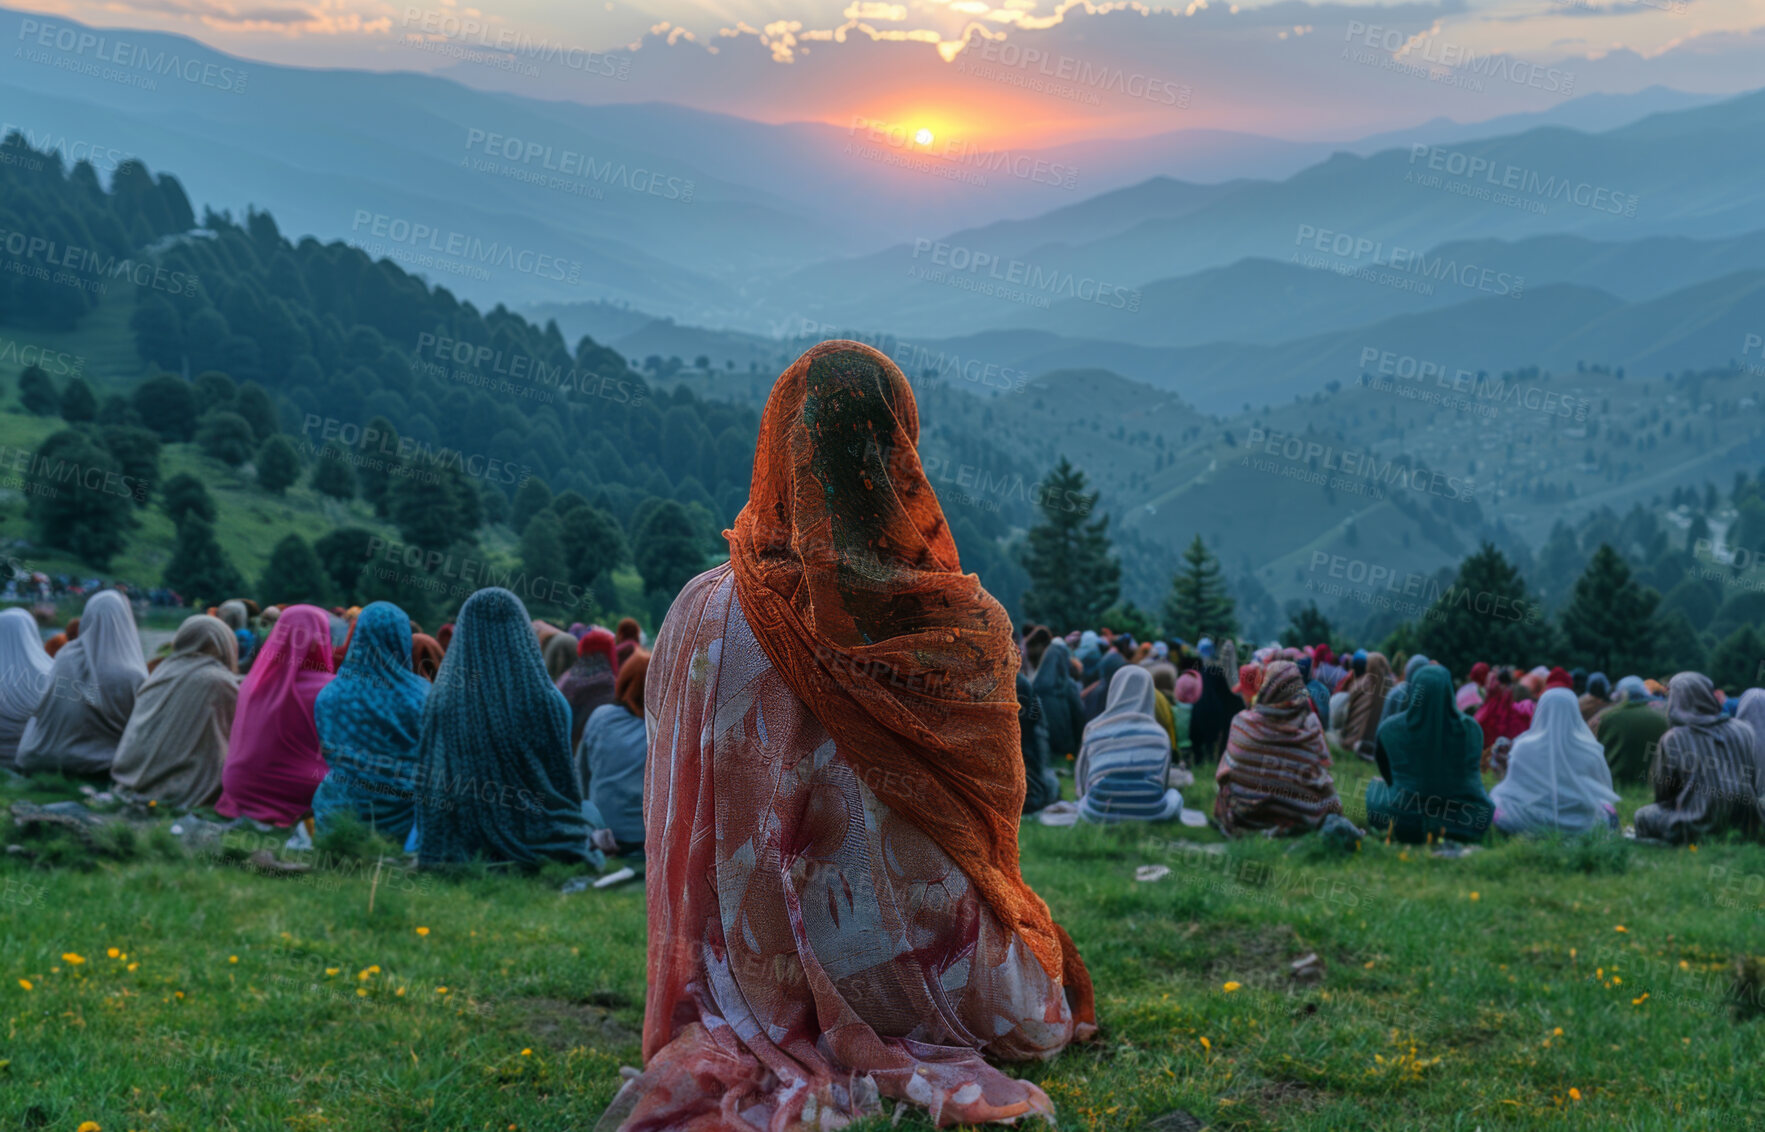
[599,341,1093,1131]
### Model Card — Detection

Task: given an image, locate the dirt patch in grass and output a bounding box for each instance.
[499,995,639,1051]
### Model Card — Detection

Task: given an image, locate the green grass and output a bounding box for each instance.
[5,756,1763,1132]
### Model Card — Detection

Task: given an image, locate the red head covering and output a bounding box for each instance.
[614,648,649,714]
[1545,666,1574,691]
[1468,661,1490,686]
[578,626,618,667]
[215,605,336,825]
[410,632,444,680]
[1235,663,1264,701]
[725,339,1089,1000]
[436,623,453,651]
[1475,671,1529,750]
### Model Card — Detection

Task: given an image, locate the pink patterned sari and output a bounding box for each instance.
[599,565,1091,1131]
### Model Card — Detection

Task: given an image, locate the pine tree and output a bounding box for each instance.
[99,425,161,508]
[255,435,302,495]
[1559,544,1659,676]
[389,460,482,554]
[1708,625,1763,694]
[1280,601,1332,648]
[634,500,704,596]
[519,510,571,614]
[197,411,257,466]
[309,442,356,501]
[257,533,331,607]
[560,503,628,589]
[1163,535,1237,643]
[132,374,199,441]
[510,476,553,534]
[162,516,245,605]
[1019,458,1120,632]
[313,528,377,606]
[18,365,59,416]
[1654,611,1706,676]
[1415,543,1546,675]
[25,430,136,568]
[161,473,216,527]
[59,376,98,422]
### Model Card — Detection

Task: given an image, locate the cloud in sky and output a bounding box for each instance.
[12,0,1765,140]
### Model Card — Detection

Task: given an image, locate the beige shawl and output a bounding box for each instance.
[110,615,239,807]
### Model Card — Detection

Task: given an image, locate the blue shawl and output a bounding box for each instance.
[312,602,430,842]
[412,588,591,867]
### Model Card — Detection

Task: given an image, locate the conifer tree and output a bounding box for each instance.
[1559,543,1659,676]
[1020,458,1120,632]
[1163,535,1237,643]
[1415,543,1545,674]
[162,516,245,604]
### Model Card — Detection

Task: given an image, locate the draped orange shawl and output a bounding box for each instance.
[726,340,1090,1003]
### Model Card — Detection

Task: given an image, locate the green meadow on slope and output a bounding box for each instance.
[5,756,1762,1132]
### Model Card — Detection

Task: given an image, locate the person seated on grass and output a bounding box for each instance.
[311,602,429,844]
[1490,688,1620,837]
[600,342,1094,1131]
[1579,672,1612,724]
[1632,672,1765,845]
[17,591,147,780]
[1367,664,1494,844]
[542,628,578,683]
[1475,668,1531,756]
[1019,667,1061,814]
[1215,660,1343,837]
[1340,650,1391,758]
[1031,637,1086,764]
[410,632,444,680]
[1456,661,1490,712]
[1190,657,1245,763]
[43,615,77,658]
[1591,675,1670,786]
[1149,661,1182,753]
[1296,655,1331,728]
[412,587,592,868]
[110,615,238,809]
[0,607,52,770]
[557,627,619,749]
[1380,653,1431,728]
[1077,666,1184,823]
[216,605,336,827]
[577,649,650,856]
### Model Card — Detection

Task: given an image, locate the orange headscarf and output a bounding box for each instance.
[614,648,649,715]
[726,339,1089,1003]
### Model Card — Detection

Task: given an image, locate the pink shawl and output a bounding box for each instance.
[216,605,336,826]
[601,565,1091,1130]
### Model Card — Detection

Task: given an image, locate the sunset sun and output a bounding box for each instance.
[914,127,934,145]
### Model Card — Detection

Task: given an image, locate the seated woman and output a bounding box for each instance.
[1340,651,1392,758]
[557,627,619,748]
[17,591,147,779]
[1591,675,1668,785]
[110,615,238,808]
[311,602,430,842]
[1190,660,1245,762]
[1579,672,1612,724]
[1076,666,1184,823]
[543,628,578,683]
[1031,637,1086,764]
[1367,665,1494,843]
[1633,672,1765,844]
[1489,688,1620,836]
[1215,660,1343,836]
[578,649,650,853]
[0,608,53,770]
[1474,669,1531,754]
[1455,662,1489,712]
[217,605,336,825]
[412,587,592,867]
[600,342,1093,1131]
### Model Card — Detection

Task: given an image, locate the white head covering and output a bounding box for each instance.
[1736,689,1765,766]
[1490,687,1619,836]
[1088,664,1158,728]
[15,590,149,776]
[0,608,53,768]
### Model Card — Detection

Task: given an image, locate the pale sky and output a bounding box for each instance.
[12,0,1765,143]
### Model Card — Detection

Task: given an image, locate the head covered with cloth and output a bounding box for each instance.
[602,341,1093,1132]
[110,615,239,808]
[412,587,590,866]
[16,590,148,778]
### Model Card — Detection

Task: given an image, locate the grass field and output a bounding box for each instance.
[6,754,1764,1132]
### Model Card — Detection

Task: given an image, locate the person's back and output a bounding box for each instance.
[1368,664,1493,843]
[1594,690,1670,786]
[1490,688,1619,837]
[578,651,649,853]
[604,342,1092,1131]
[1076,666,1183,823]
[1633,673,1765,844]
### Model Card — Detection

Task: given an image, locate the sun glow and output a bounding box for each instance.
[914,127,934,145]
